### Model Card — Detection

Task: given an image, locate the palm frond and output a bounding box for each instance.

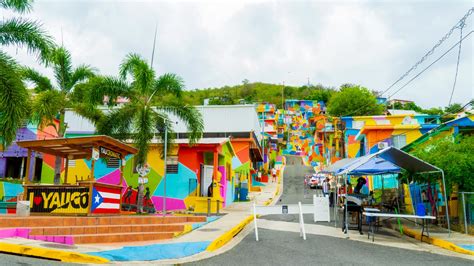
[50,46,72,91]
[20,66,53,92]
[0,51,31,147]
[1,0,32,13]
[119,53,155,95]
[151,73,184,99]
[84,76,131,106]
[153,112,175,158]
[0,17,55,63]
[155,103,203,144]
[73,102,105,126]
[133,105,154,166]
[96,103,137,143]
[68,64,96,91]
[30,89,64,128]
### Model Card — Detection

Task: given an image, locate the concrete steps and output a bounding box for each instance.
[27,223,187,235]
[0,215,207,244]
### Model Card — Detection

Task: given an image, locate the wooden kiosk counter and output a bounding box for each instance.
[16,136,138,216]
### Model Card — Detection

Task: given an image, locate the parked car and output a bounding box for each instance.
[309,174,326,189]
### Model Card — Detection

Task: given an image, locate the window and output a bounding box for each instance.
[106,158,120,168]
[392,135,407,149]
[166,156,178,173]
[67,160,76,167]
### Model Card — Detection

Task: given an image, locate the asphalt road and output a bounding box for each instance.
[190,228,472,266]
[0,253,64,265]
[190,155,472,266]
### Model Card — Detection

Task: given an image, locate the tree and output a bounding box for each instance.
[327,85,384,116]
[77,53,203,166]
[444,103,463,114]
[411,135,474,193]
[21,46,95,184]
[0,0,55,148]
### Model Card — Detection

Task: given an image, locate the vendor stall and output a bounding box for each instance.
[16,136,138,216]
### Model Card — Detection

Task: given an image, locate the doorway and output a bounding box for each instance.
[200,165,213,197]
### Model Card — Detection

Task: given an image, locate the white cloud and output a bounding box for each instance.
[2,0,473,108]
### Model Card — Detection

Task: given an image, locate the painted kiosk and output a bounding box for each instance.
[16,136,138,216]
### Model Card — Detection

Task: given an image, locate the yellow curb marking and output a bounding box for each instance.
[206,215,254,252]
[173,224,193,238]
[402,226,474,256]
[0,242,109,263]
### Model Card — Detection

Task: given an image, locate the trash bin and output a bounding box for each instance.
[16,201,30,217]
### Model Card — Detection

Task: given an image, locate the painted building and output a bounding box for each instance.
[61,105,263,211]
[341,114,440,158]
[0,122,59,180]
[402,113,474,153]
[256,103,277,137]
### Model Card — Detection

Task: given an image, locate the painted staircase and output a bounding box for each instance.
[0,215,206,244]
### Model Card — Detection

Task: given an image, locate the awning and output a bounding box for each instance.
[320,158,357,174]
[348,157,400,175]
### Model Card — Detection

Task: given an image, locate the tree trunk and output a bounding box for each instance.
[53,110,66,184]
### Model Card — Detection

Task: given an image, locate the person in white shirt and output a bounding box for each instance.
[271,168,277,182]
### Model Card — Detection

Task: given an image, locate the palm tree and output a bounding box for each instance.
[77,53,203,167]
[0,0,55,148]
[21,46,96,184]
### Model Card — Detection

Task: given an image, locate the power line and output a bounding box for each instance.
[388,30,473,99]
[448,23,465,106]
[381,7,474,97]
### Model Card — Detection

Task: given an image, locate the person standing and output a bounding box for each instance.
[271,168,277,182]
[322,178,329,197]
[136,183,144,213]
[329,177,336,207]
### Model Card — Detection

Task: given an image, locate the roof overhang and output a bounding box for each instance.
[16,135,138,159]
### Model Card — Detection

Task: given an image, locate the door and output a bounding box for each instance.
[201,165,214,197]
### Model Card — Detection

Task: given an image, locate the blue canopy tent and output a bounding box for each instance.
[335,147,450,236]
[323,156,401,227]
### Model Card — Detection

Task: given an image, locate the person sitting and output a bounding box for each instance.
[354,177,367,194]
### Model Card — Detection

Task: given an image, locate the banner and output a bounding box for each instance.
[27,187,90,214]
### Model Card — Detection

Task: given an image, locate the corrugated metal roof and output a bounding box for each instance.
[65,105,262,140]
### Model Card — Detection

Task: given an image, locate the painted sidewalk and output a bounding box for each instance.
[386,219,474,256]
[0,177,283,264]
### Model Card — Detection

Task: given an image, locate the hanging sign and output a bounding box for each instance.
[100,147,121,159]
[92,147,100,161]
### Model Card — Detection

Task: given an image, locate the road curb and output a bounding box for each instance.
[400,226,474,256]
[206,215,254,252]
[0,242,109,263]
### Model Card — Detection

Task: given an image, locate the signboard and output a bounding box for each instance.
[282,205,288,214]
[100,146,121,159]
[313,195,330,222]
[27,187,90,214]
[92,147,99,161]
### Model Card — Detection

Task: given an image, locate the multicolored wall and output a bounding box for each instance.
[341,114,440,158]
[0,122,59,181]
[39,140,236,212]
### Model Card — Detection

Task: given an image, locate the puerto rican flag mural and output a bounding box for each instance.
[91,186,121,214]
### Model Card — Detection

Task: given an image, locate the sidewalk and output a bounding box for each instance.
[386,219,474,256]
[0,175,283,264]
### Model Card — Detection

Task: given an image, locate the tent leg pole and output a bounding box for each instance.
[441,170,450,237]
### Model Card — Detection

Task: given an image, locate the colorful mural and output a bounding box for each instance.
[38,138,237,212]
[0,122,59,181]
[341,114,440,158]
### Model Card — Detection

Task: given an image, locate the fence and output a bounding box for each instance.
[459,192,474,234]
